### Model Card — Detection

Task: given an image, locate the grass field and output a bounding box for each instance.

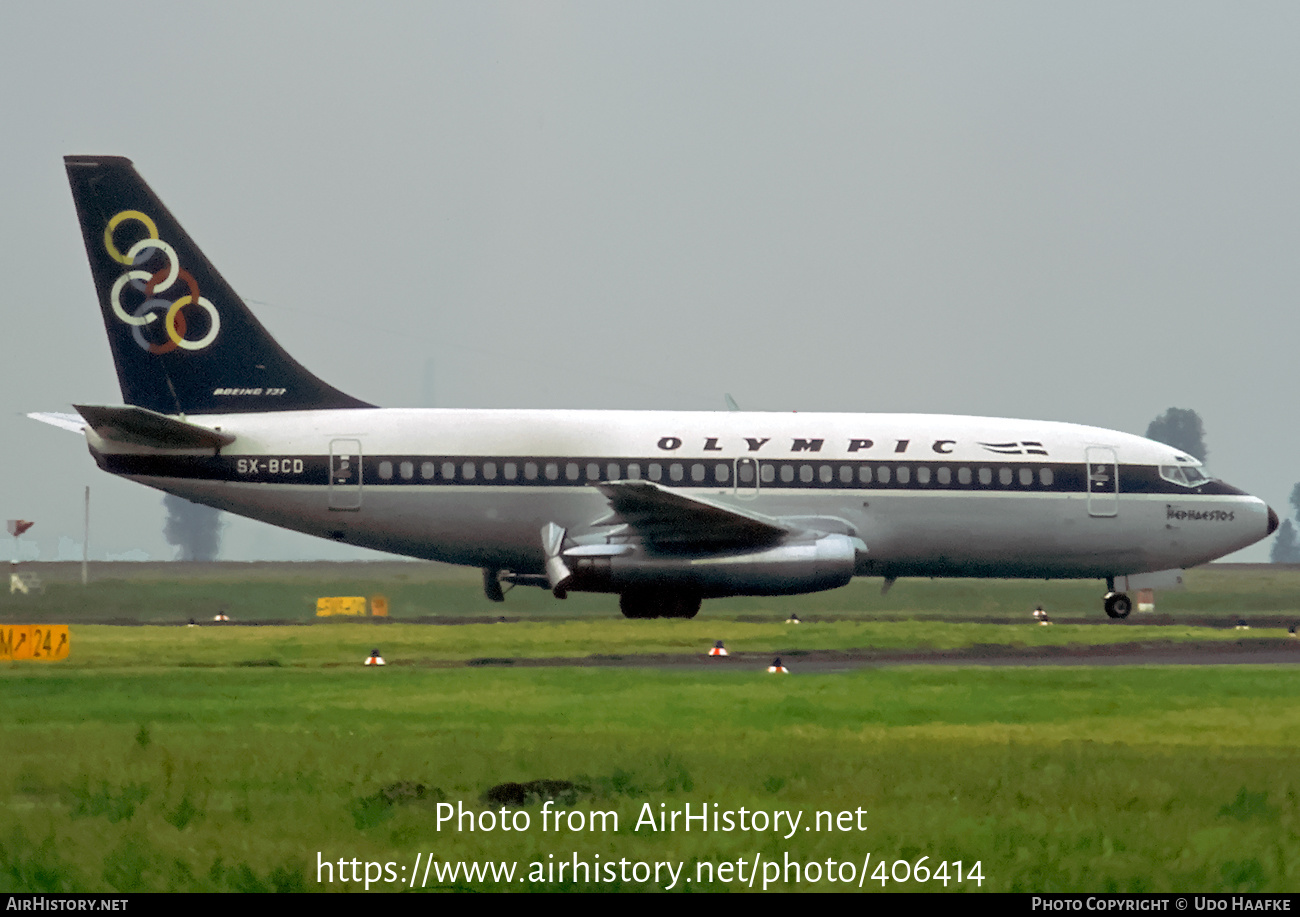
[5,560,1300,624]
[2,563,1300,893]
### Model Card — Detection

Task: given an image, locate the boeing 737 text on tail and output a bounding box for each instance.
[32,156,1278,619]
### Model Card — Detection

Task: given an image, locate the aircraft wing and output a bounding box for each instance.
[594,480,790,548]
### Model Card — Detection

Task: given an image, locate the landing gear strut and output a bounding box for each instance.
[1103,592,1132,619]
[619,589,701,619]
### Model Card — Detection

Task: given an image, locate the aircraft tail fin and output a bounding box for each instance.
[64,155,373,415]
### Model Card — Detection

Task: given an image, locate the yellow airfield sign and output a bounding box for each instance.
[315,597,367,617]
[316,596,389,617]
[1,625,70,661]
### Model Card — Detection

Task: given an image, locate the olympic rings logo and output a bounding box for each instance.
[103,210,220,353]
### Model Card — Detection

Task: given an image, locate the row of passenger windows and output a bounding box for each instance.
[374,459,1057,488]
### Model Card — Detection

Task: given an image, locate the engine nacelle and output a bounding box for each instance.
[563,533,863,598]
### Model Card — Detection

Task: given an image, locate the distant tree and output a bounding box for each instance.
[163,494,222,562]
[1145,408,1208,463]
[1272,519,1300,564]
[1271,482,1300,563]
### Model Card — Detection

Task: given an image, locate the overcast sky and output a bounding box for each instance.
[2,1,1297,564]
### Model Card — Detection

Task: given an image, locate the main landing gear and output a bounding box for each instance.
[619,589,702,620]
[1103,591,1132,619]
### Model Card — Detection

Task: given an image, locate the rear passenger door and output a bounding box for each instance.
[329,439,363,510]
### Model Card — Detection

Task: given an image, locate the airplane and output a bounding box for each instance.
[31,155,1279,620]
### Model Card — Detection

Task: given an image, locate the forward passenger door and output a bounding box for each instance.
[1085,446,1119,517]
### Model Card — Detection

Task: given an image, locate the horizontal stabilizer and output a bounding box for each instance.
[596,479,790,548]
[27,412,88,435]
[72,404,235,450]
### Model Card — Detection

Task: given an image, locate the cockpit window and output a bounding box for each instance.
[1160,465,1208,487]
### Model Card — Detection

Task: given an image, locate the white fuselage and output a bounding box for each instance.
[85,408,1272,587]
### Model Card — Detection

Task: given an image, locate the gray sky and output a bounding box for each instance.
[3,1,1297,563]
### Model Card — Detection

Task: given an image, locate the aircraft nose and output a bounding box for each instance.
[1268,505,1280,535]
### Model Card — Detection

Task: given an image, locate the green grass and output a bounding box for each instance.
[3,563,1299,892]
[4,561,1300,624]
[5,619,1292,670]
[3,664,1300,892]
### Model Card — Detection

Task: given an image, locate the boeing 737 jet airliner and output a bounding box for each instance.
[32,156,1279,619]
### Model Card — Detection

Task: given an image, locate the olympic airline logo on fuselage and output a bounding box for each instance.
[654,436,1052,457]
[104,210,220,354]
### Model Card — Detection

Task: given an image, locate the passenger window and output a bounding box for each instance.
[937,467,951,485]
[504,462,517,480]
[546,463,559,481]
[761,464,775,484]
[917,466,931,484]
[691,463,706,482]
[524,462,538,480]
[607,462,620,480]
[739,463,755,483]
[566,462,580,481]
[421,461,436,480]
[979,467,992,485]
[780,465,795,483]
[462,461,476,480]
[442,461,456,480]
[839,465,853,484]
[1019,468,1033,486]
[820,465,834,483]
[877,466,891,484]
[897,466,910,484]
[627,463,642,480]
[669,463,684,482]
[484,462,498,480]
[999,467,1012,486]
[379,461,393,480]
[400,461,414,480]
[587,463,601,481]
[1039,468,1054,486]
[715,463,730,482]
[958,467,972,485]
[800,465,814,483]
[859,466,873,484]
[649,463,662,481]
